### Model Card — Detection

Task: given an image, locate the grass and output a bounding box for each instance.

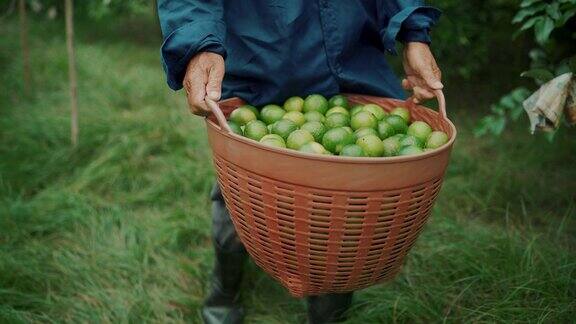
[1,16,575,323]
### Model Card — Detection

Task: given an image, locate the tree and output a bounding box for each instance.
[475,0,576,139]
[65,0,78,146]
[19,0,31,95]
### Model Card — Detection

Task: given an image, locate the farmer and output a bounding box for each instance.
[158,1,442,323]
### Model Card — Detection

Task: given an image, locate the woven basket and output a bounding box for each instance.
[205,92,456,297]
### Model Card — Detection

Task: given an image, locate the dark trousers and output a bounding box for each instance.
[210,184,353,323]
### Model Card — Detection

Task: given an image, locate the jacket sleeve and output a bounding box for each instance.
[158,0,226,90]
[376,0,441,55]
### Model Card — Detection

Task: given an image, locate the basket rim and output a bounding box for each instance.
[206,94,457,164]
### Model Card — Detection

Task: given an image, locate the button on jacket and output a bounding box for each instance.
[158,0,440,105]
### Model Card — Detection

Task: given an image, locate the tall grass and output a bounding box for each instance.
[0,18,574,323]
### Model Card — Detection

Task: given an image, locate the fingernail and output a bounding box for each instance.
[433,81,444,89]
[208,91,220,99]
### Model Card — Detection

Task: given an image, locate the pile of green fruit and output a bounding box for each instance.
[225,94,449,157]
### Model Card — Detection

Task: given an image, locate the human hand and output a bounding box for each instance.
[183,52,225,115]
[402,42,443,104]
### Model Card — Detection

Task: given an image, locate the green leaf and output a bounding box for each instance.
[528,48,547,61]
[492,116,507,136]
[511,88,531,102]
[474,116,495,137]
[555,62,572,75]
[521,68,555,83]
[534,17,555,44]
[499,96,517,110]
[491,104,506,116]
[510,105,525,121]
[559,8,576,25]
[513,4,547,23]
[546,3,561,20]
[521,0,543,8]
[520,16,543,31]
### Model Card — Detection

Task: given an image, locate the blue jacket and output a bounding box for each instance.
[158,1,440,105]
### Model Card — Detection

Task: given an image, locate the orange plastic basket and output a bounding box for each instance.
[205,92,456,297]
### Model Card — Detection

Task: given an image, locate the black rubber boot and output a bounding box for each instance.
[201,249,247,324]
[202,184,248,324]
[307,292,354,324]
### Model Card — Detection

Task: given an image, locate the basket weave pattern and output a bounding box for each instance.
[207,94,455,297]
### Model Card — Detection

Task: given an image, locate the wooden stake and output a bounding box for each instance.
[65,0,78,146]
[18,0,31,95]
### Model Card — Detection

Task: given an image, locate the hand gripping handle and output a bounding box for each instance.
[205,98,234,134]
[407,89,447,121]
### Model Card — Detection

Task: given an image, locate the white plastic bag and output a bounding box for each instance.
[523,73,575,133]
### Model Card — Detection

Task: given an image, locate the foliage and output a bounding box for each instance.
[432,0,521,79]
[474,88,531,137]
[475,0,576,138]
[513,0,576,45]
[88,0,150,19]
[19,0,151,20]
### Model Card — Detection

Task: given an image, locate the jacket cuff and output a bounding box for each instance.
[161,20,226,91]
[396,28,431,44]
[381,6,441,55]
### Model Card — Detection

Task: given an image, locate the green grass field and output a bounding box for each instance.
[1,18,575,323]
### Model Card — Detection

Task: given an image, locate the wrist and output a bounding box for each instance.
[404,42,430,52]
[405,41,429,47]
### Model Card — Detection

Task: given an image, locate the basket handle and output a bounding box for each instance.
[407,89,447,121]
[205,98,233,133]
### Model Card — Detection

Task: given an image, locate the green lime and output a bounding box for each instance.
[350,105,364,115]
[303,94,329,114]
[325,113,350,128]
[286,129,315,150]
[326,106,350,116]
[354,127,379,140]
[261,134,284,142]
[407,121,433,143]
[283,111,306,127]
[399,134,424,148]
[243,120,268,141]
[350,111,378,130]
[377,120,395,139]
[260,137,286,148]
[322,127,356,154]
[304,111,326,123]
[299,142,329,155]
[328,94,349,108]
[390,133,406,141]
[382,136,402,157]
[342,127,354,134]
[340,144,366,157]
[362,104,387,120]
[356,134,385,157]
[398,145,424,156]
[283,96,305,112]
[239,104,259,118]
[390,107,411,123]
[260,104,286,125]
[385,115,408,134]
[229,107,257,126]
[301,121,327,142]
[227,121,243,135]
[426,131,449,149]
[271,119,298,140]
